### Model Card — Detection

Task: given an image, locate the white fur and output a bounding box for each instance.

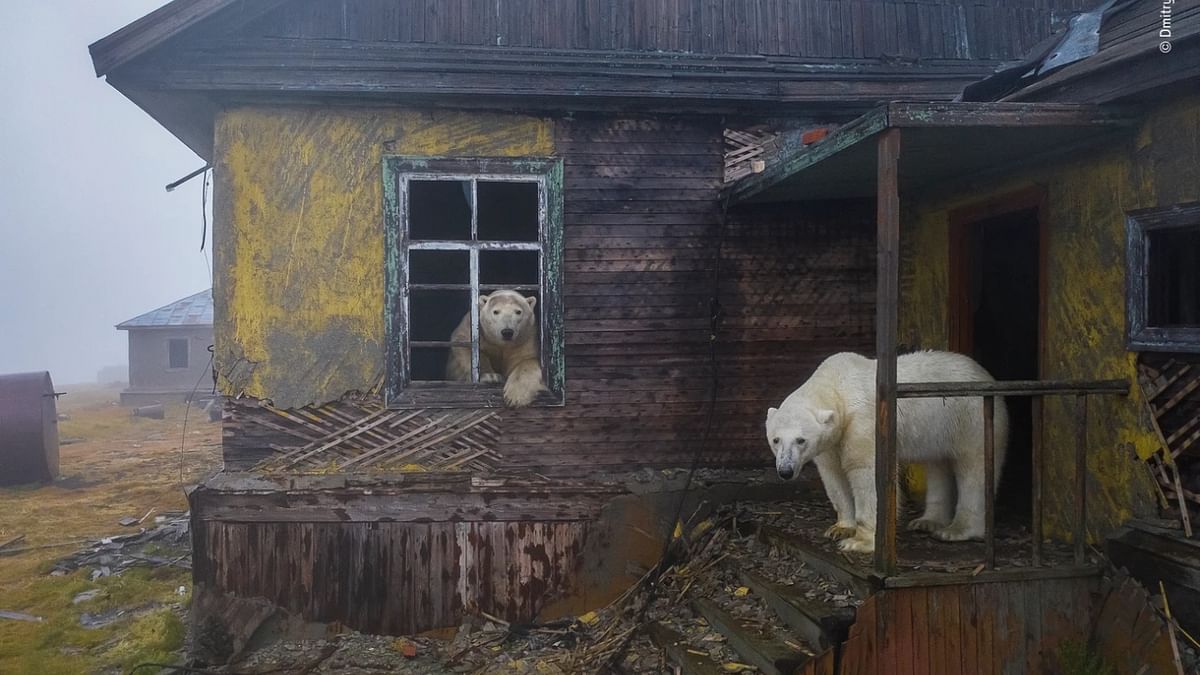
[765,351,1008,554]
[446,290,546,407]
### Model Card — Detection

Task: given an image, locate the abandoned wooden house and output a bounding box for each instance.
[90,0,1198,671]
[116,289,215,405]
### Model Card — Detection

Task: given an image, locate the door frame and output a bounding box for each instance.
[947,187,1048,379]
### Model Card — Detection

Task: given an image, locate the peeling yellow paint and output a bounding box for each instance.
[213,106,554,408]
[899,94,1200,537]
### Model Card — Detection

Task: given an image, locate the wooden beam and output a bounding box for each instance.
[1075,394,1089,566]
[874,127,901,576]
[896,379,1129,397]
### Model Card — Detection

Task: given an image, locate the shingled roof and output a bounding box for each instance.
[116,289,213,330]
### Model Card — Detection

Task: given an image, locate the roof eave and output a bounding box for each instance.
[723,101,1140,205]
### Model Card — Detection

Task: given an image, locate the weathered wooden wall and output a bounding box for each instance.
[898,94,1200,537]
[238,0,1084,60]
[215,106,876,472]
[189,474,637,635]
[837,573,1178,675]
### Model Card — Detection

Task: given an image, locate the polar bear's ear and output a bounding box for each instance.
[816,409,836,425]
[479,294,491,306]
[524,296,538,310]
[766,407,778,420]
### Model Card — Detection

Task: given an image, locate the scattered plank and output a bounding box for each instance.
[691,598,810,675]
[0,534,26,552]
[0,610,43,623]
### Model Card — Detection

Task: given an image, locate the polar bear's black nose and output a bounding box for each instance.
[778,468,794,480]
[501,329,515,340]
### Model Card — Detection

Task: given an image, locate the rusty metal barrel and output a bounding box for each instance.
[0,371,60,485]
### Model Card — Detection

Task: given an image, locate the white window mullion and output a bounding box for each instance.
[469,179,480,384]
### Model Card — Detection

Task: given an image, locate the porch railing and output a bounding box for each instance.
[875,378,1130,576]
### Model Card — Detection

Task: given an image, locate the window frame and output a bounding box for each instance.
[167,337,190,370]
[1126,201,1200,353]
[383,156,565,408]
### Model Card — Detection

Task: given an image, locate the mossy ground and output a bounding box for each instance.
[0,383,220,674]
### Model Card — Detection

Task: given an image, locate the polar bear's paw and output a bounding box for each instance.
[480,373,504,384]
[502,380,543,408]
[824,523,857,541]
[837,531,875,554]
[907,517,948,533]
[931,524,983,542]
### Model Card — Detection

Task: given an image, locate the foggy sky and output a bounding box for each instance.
[0,1,211,386]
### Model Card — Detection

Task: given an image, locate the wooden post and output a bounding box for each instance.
[1074,394,1088,566]
[983,395,996,569]
[1031,396,1044,566]
[874,128,901,576]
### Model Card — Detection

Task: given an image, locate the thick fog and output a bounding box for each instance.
[0,1,210,386]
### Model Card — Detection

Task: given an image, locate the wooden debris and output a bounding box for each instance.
[0,610,43,622]
[0,534,25,552]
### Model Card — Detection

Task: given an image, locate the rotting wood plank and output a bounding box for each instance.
[647,622,724,675]
[691,598,809,675]
[735,568,854,650]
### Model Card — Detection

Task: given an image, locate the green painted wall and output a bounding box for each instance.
[212,106,554,409]
[900,94,1200,537]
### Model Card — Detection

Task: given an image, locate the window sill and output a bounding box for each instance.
[386,383,565,409]
[1128,327,1200,354]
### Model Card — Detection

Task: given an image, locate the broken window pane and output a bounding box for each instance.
[409,180,471,241]
[410,250,469,285]
[477,181,538,242]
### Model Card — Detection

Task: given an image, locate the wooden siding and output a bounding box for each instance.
[237,0,1086,61]
[193,520,588,634]
[840,576,1098,675]
[218,110,876,473]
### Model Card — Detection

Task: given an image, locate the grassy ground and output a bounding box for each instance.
[0,383,221,675]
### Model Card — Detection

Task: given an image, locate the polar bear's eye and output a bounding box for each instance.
[771,437,780,444]
[493,310,500,315]
[515,310,522,315]
[796,437,807,446]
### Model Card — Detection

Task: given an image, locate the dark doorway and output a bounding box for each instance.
[953,205,1041,521]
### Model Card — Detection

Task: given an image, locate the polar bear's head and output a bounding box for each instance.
[480,291,537,345]
[765,404,837,480]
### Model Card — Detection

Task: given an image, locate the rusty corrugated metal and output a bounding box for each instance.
[0,371,60,485]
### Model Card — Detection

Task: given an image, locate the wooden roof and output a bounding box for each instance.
[724,101,1138,204]
[88,0,1098,159]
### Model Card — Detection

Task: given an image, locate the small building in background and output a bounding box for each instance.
[116,289,213,405]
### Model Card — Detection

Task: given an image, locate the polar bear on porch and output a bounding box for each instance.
[446,290,546,408]
[765,351,1008,554]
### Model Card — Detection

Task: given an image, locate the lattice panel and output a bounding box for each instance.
[245,397,503,473]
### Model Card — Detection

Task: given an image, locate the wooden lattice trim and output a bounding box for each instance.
[239,396,504,474]
[724,127,777,184]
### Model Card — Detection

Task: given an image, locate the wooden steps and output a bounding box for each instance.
[757,524,873,598]
[736,567,855,651]
[647,622,724,675]
[691,598,809,675]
